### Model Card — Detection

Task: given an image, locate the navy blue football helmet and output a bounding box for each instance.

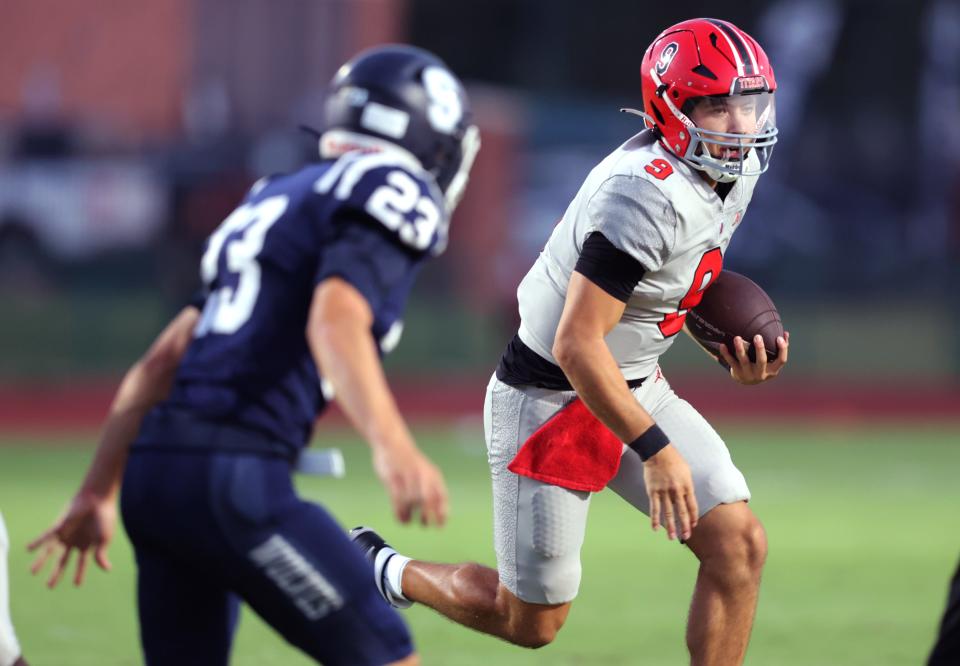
[319,45,480,212]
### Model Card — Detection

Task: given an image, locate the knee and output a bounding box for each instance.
[728,516,767,573]
[700,513,768,576]
[500,599,569,649]
[746,519,768,570]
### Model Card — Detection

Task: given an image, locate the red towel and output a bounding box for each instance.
[507,397,624,492]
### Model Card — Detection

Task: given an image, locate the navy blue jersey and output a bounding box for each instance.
[138,151,448,456]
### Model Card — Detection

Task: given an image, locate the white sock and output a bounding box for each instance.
[0,512,22,666]
[384,553,412,599]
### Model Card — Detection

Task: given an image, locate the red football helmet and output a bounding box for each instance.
[631,18,778,182]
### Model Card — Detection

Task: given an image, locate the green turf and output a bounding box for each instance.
[2,423,958,665]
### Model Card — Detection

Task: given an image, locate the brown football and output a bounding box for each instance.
[686,270,784,363]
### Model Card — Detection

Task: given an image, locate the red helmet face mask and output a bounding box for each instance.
[632,18,778,182]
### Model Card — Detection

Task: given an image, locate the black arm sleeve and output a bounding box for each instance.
[573,231,647,302]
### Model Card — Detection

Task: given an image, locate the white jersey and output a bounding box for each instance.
[516,130,761,381]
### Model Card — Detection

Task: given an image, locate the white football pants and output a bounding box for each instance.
[484,369,751,604]
[0,512,21,666]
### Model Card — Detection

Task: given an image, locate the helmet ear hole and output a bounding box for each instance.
[650,102,665,125]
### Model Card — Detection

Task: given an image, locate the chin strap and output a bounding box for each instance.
[692,142,742,183]
[707,166,740,183]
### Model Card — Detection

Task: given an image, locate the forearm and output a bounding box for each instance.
[682,323,719,362]
[554,334,656,442]
[79,364,168,499]
[80,416,140,501]
[311,321,414,454]
[79,307,199,500]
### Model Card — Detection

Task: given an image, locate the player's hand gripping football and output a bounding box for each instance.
[719,331,789,385]
[643,445,698,541]
[28,490,116,588]
[372,443,449,527]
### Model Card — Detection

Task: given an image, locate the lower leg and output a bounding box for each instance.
[403,561,500,628]
[402,560,569,648]
[684,503,767,666]
[686,561,761,665]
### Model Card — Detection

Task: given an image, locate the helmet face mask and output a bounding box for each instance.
[442,124,481,212]
[319,45,480,213]
[680,91,777,182]
[639,18,778,182]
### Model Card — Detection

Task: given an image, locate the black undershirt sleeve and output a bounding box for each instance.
[573,231,647,302]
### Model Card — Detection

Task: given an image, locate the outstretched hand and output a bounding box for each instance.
[28,491,116,588]
[719,331,789,385]
[372,444,449,528]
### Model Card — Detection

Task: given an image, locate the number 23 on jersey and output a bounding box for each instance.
[195,195,289,336]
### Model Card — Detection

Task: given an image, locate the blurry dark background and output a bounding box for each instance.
[1,0,958,422]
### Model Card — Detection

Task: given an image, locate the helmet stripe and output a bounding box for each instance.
[706,19,754,76]
[733,26,760,74]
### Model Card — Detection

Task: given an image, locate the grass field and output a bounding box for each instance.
[2,423,958,665]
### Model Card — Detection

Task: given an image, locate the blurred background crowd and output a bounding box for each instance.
[1,0,958,423]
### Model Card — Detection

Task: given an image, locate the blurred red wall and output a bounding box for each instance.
[0,0,192,139]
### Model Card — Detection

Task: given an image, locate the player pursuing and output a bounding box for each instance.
[28,45,479,666]
[353,18,788,666]
[0,513,27,666]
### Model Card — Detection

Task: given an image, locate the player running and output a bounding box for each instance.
[28,45,479,666]
[353,18,788,665]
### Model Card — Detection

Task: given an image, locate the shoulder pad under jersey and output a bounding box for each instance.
[314,151,449,255]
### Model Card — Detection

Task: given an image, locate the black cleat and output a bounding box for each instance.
[349,526,412,609]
